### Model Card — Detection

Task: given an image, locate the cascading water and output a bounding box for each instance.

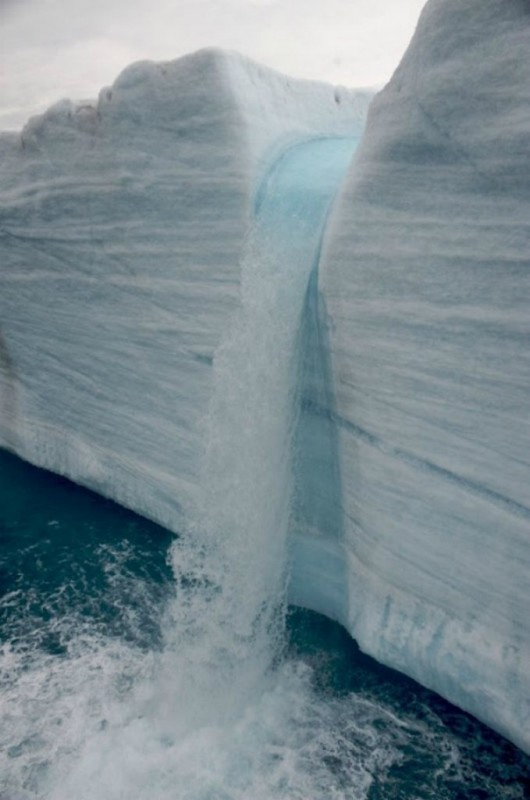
[112,136,362,745]
[162,136,362,717]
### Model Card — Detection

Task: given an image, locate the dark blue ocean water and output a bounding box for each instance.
[1,448,529,799]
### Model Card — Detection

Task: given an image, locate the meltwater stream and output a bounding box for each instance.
[2,137,530,799]
[163,137,361,723]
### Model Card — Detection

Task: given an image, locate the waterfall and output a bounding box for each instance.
[154,137,359,731]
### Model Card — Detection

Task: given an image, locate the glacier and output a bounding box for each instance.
[1,0,530,760]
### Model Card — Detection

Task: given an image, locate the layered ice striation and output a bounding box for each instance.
[0,49,369,532]
[319,0,530,753]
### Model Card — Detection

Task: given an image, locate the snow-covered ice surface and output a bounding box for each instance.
[319,0,530,753]
[0,49,369,534]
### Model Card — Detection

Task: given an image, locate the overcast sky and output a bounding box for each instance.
[0,0,426,131]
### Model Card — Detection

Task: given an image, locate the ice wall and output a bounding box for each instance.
[0,50,369,533]
[320,0,530,753]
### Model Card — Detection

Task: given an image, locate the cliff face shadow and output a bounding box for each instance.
[0,327,18,450]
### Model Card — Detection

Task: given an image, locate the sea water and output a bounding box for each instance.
[1,449,529,799]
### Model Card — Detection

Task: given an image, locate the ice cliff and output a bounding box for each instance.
[319,0,530,753]
[1,0,529,757]
[0,50,368,531]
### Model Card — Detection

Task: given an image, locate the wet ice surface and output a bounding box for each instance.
[1,449,529,800]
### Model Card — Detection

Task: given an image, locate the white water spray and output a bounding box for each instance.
[152,137,360,732]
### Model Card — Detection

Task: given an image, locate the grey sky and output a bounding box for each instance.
[0,0,426,131]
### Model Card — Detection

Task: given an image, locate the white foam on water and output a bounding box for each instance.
[2,622,406,800]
